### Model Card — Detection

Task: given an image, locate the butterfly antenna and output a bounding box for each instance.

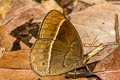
[87,44,105,60]
[82,37,100,74]
[82,39,104,75]
[90,36,99,53]
[86,35,99,54]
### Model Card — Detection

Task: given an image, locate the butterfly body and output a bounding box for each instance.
[30,10,83,76]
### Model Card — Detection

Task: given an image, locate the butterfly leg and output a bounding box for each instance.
[85,64,92,73]
[74,64,77,78]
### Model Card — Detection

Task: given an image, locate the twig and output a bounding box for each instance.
[114,11,120,44]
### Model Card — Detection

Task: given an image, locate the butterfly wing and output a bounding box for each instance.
[30,10,83,76]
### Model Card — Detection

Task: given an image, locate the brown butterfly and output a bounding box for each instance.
[30,10,104,77]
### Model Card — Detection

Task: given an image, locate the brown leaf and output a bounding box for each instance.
[0,0,13,26]
[80,0,106,5]
[70,3,120,53]
[3,4,45,33]
[93,47,120,80]
[0,27,15,51]
[106,0,120,4]
[0,50,30,69]
[0,68,66,80]
[0,0,46,51]
[41,0,63,12]
[3,0,36,24]
[66,77,89,80]
[87,44,118,64]
[0,68,40,80]
[72,0,106,12]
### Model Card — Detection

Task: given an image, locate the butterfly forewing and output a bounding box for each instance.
[30,10,83,76]
[39,11,65,40]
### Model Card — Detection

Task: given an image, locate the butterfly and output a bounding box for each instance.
[29,10,105,77]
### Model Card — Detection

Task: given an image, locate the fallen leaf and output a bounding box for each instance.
[0,50,30,69]
[88,44,118,64]
[70,3,120,53]
[41,0,63,12]
[0,68,40,80]
[0,0,13,26]
[94,47,120,80]
[80,0,106,5]
[0,0,45,51]
[0,27,15,51]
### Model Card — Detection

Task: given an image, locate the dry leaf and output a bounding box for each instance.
[0,0,13,26]
[72,0,106,12]
[0,68,66,80]
[41,0,63,12]
[0,68,40,80]
[0,50,30,69]
[88,44,118,64]
[80,0,106,5]
[0,0,46,51]
[3,0,36,24]
[106,0,120,4]
[70,3,120,53]
[93,47,120,80]
[0,47,5,59]
[66,77,89,80]
[0,27,15,51]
